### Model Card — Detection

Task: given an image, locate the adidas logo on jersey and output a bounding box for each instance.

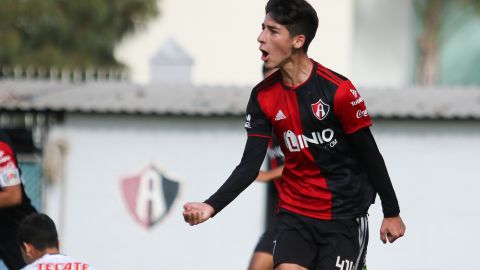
[275,110,287,121]
[350,89,358,98]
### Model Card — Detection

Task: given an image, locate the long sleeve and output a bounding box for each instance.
[347,127,400,217]
[204,135,269,215]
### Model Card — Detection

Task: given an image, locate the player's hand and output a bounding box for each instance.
[380,215,406,244]
[183,202,215,226]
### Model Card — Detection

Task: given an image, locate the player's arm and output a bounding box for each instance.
[347,127,405,243]
[347,127,399,217]
[183,88,272,226]
[334,81,405,243]
[334,80,400,216]
[0,154,23,207]
[256,166,283,182]
[0,184,22,207]
[183,135,269,226]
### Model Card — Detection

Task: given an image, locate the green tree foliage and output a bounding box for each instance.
[0,0,158,69]
[415,0,480,85]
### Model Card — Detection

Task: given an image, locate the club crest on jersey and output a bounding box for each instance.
[311,98,330,121]
[120,163,180,230]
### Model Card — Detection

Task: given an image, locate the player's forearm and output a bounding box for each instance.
[347,128,400,217]
[204,136,269,215]
[0,186,22,207]
[363,152,400,217]
[256,166,283,182]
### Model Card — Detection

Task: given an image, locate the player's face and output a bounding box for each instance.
[257,14,297,70]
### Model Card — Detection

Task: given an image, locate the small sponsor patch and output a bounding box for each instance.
[356,109,369,118]
[350,97,364,106]
[245,114,252,128]
[0,155,11,164]
[0,166,21,187]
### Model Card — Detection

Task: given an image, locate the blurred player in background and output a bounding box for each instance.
[18,213,95,270]
[0,130,37,270]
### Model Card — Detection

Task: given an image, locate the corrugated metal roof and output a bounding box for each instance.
[0,80,250,116]
[361,87,480,119]
[1,80,480,119]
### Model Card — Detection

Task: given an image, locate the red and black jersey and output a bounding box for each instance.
[265,135,283,219]
[245,60,376,220]
[0,132,37,235]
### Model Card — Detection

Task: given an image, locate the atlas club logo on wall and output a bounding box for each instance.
[121,163,180,229]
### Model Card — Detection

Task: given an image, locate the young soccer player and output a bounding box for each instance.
[184,0,405,269]
[18,213,95,270]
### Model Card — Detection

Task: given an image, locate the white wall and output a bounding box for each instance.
[368,120,480,270]
[45,115,265,270]
[46,116,480,270]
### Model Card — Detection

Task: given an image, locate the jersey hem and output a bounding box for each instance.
[279,206,369,221]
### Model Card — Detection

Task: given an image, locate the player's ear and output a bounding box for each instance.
[21,242,33,256]
[21,242,28,251]
[21,242,36,264]
[292,34,306,50]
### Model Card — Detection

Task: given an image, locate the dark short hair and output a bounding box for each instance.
[18,213,59,250]
[265,0,319,52]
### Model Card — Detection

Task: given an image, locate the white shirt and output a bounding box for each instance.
[21,254,95,270]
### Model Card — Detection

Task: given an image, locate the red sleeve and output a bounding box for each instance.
[245,90,272,138]
[333,81,372,134]
[0,141,21,187]
[0,142,18,168]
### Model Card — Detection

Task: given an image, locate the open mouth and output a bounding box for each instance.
[260,49,269,61]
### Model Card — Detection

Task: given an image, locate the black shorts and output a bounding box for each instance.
[273,210,368,270]
[254,214,279,254]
